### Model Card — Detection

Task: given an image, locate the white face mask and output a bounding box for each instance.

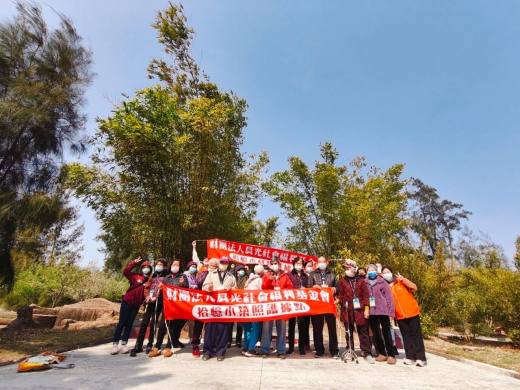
[170,266,180,274]
[294,264,303,272]
[383,272,393,282]
[219,264,228,272]
[238,270,245,277]
[345,269,356,278]
[305,267,313,273]
[271,264,279,273]
[318,263,327,271]
[142,267,151,275]
[155,265,164,273]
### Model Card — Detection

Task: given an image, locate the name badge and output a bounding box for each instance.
[353,297,361,309]
[369,296,376,308]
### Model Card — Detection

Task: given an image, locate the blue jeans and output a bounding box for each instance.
[242,322,262,352]
[261,320,287,354]
[113,300,139,343]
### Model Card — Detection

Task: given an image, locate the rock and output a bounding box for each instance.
[6,306,34,330]
[53,298,120,328]
[32,314,57,328]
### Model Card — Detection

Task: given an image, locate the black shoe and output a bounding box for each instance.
[287,347,294,355]
[236,342,242,348]
[172,341,185,348]
[217,356,225,361]
[145,345,152,354]
[299,350,306,356]
[332,352,340,359]
[315,352,324,358]
[202,355,211,361]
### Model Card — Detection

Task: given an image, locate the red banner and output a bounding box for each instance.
[206,238,317,271]
[162,285,336,323]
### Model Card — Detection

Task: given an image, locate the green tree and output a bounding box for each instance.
[263,142,407,260]
[65,3,267,270]
[0,1,92,288]
[408,178,471,257]
[514,236,520,271]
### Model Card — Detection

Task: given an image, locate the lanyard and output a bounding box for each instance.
[320,272,328,285]
[348,278,357,298]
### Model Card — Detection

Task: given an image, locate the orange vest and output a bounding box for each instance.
[391,280,420,320]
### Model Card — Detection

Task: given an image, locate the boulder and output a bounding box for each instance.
[53,298,120,328]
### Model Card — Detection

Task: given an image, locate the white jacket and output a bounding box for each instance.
[202,269,236,291]
[244,273,263,290]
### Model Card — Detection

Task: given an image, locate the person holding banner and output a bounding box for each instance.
[184,260,206,358]
[287,257,312,355]
[201,257,237,361]
[130,258,169,356]
[242,264,265,357]
[260,257,294,359]
[309,257,339,358]
[227,265,248,349]
[149,259,189,358]
[337,259,374,363]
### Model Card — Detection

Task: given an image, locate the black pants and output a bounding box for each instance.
[311,314,338,355]
[204,322,232,357]
[369,315,395,357]
[134,300,162,350]
[191,320,204,346]
[288,316,310,353]
[227,323,243,345]
[398,315,426,361]
[344,322,371,355]
[155,319,187,349]
[113,300,139,344]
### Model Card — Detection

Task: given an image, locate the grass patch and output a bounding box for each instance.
[425,336,520,373]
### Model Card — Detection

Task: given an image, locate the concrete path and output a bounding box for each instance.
[1,342,519,390]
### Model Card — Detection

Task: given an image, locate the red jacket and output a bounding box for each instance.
[262,271,294,290]
[337,276,370,326]
[122,259,149,306]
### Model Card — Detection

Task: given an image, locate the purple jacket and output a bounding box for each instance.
[367,276,395,317]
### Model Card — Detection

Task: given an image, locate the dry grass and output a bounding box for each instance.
[0,326,114,365]
[425,336,520,373]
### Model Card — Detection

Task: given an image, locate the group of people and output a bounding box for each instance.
[111,244,427,367]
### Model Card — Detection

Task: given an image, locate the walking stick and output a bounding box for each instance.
[341,301,359,364]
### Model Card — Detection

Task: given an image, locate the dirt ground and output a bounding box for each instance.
[0,326,114,364]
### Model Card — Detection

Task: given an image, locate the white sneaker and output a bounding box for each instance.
[364,355,375,364]
[244,352,256,357]
[110,344,119,355]
[416,360,427,367]
[120,344,129,354]
[403,358,416,365]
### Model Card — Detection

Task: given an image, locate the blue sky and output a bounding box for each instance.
[2,0,519,265]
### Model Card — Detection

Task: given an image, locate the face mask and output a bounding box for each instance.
[238,270,245,277]
[270,264,279,272]
[318,263,327,271]
[142,267,151,275]
[170,266,180,274]
[345,269,355,278]
[305,267,313,273]
[155,265,164,273]
[294,264,303,272]
[383,273,393,282]
[367,271,377,280]
[219,264,228,272]
[189,266,197,274]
